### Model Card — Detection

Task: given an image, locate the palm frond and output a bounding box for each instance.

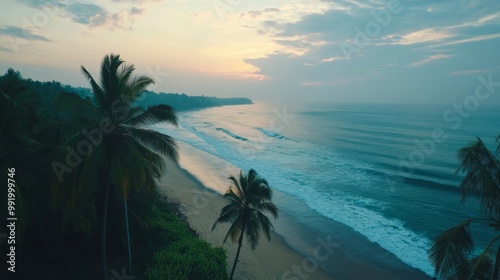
[100,54,123,103]
[125,75,154,101]
[223,188,244,207]
[125,106,145,120]
[239,170,249,197]
[118,64,135,91]
[80,65,107,110]
[122,135,165,179]
[228,175,244,199]
[257,201,279,219]
[245,212,261,250]
[212,204,240,230]
[457,138,500,216]
[256,211,274,241]
[463,236,499,280]
[127,127,179,162]
[429,219,474,278]
[125,104,178,127]
[223,216,243,244]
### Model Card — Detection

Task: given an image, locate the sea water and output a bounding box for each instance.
[155,102,499,277]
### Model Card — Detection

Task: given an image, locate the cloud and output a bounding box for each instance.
[65,3,106,25]
[130,7,144,15]
[448,69,493,76]
[15,0,147,30]
[240,7,280,20]
[14,0,59,8]
[410,54,452,67]
[429,33,500,48]
[383,28,455,45]
[302,81,324,86]
[0,46,13,53]
[257,20,282,35]
[0,26,51,41]
[448,12,500,29]
[320,56,345,63]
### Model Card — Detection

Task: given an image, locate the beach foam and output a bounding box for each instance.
[156,120,435,276]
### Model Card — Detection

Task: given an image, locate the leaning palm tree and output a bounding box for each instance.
[212,169,278,280]
[52,54,178,280]
[429,137,500,280]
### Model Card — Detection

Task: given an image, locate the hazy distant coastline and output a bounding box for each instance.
[16,72,253,112]
[136,91,253,111]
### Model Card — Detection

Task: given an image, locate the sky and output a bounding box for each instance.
[0,0,499,104]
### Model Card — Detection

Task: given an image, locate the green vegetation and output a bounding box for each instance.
[143,201,228,280]
[212,169,279,280]
[0,56,230,279]
[137,92,252,111]
[7,69,252,112]
[429,137,500,280]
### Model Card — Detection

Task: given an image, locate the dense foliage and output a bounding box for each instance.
[429,138,500,280]
[136,91,252,111]
[143,202,228,280]
[0,66,229,279]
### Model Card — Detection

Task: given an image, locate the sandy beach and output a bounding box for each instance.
[157,159,426,280]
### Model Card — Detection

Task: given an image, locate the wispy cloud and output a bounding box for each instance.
[257,20,282,35]
[15,0,147,30]
[429,33,500,48]
[448,69,493,76]
[302,81,323,86]
[240,8,280,20]
[0,26,51,41]
[410,54,452,67]
[0,45,13,53]
[448,12,500,29]
[14,0,59,8]
[383,28,454,46]
[320,56,345,63]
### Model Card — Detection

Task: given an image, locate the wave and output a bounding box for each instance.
[258,128,292,140]
[157,108,439,276]
[302,189,434,276]
[216,128,248,141]
[185,129,435,275]
[254,152,436,276]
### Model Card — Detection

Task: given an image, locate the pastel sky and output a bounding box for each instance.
[1,0,499,104]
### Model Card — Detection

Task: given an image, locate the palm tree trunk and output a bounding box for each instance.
[229,223,246,280]
[124,198,132,273]
[492,243,500,280]
[101,160,112,280]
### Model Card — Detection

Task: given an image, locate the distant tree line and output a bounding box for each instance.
[7,68,252,112]
[136,91,253,111]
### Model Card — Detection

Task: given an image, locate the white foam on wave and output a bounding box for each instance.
[155,115,435,276]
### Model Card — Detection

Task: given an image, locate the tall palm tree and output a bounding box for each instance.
[52,54,178,279]
[429,137,500,280]
[212,169,278,280]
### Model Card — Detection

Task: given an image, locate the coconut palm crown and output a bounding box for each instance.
[212,169,278,280]
[429,137,500,280]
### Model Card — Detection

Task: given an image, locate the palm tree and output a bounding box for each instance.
[429,137,500,280]
[52,54,179,279]
[212,169,278,280]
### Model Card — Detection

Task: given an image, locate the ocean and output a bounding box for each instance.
[155,102,499,278]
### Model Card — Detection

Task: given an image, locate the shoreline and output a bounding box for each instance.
[158,159,427,280]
